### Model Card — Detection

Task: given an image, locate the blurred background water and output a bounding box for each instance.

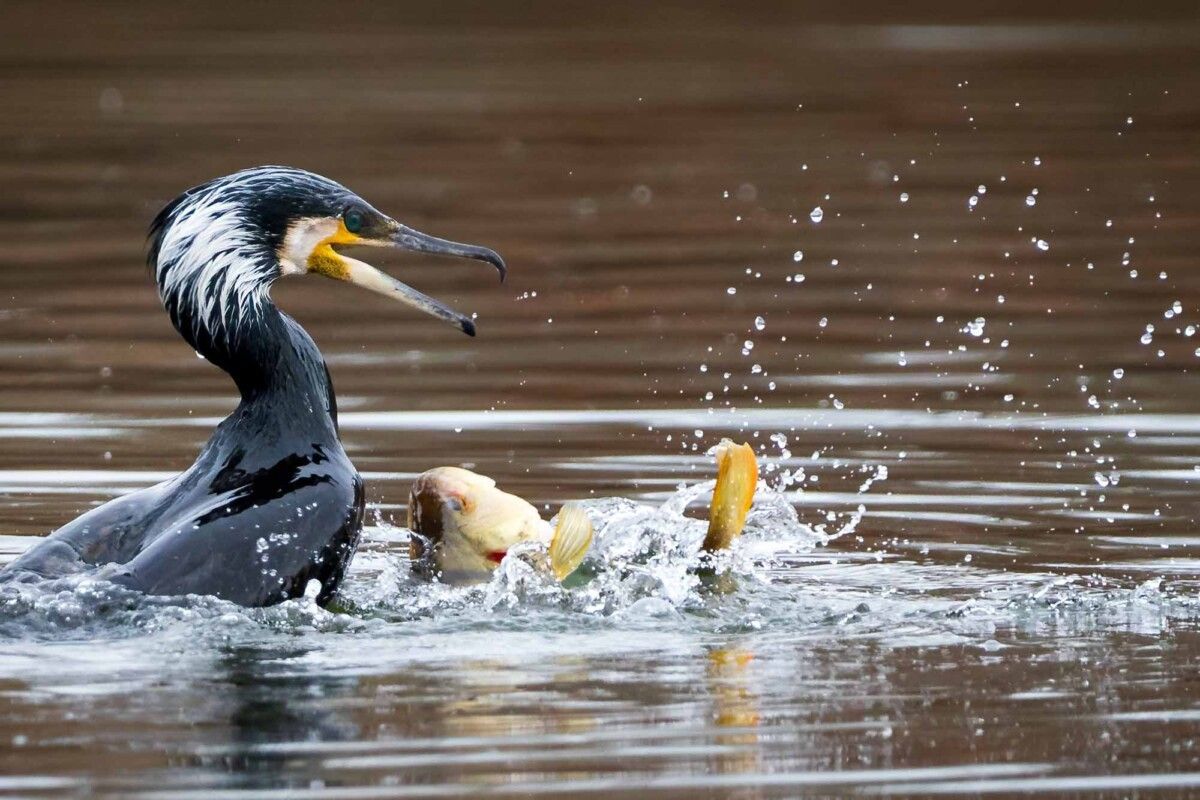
[0,1,1199,797]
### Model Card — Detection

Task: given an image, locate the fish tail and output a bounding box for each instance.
[702,439,758,552]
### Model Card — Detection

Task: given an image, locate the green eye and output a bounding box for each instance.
[344,209,364,233]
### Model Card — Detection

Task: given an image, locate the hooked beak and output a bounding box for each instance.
[320,222,505,337]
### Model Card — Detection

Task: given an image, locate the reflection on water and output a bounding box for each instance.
[2,0,1200,796]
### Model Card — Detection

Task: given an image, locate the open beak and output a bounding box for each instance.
[330,223,505,337]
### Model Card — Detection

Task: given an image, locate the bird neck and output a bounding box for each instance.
[182,300,340,438]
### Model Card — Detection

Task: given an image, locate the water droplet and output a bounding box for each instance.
[792,250,804,262]
[809,206,824,223]
[1112,368,1125,379]
[818,317,828,328]
[726,287,737,295]
[753,316,766,331]
[899,192,909,203]
[99,88,123,116]
[1035,239,1050,251]
[1025,195,1036,207]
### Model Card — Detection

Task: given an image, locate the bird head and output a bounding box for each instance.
[149,166,505,344]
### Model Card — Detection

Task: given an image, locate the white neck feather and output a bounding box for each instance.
[154,191,276,346]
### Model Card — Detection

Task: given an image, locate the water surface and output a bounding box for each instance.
[1,2,1200,796]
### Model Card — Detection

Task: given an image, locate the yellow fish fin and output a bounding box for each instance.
[702,439,758,552]
[548,502,594,581]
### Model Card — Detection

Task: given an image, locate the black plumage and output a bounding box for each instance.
[1,167,504,606]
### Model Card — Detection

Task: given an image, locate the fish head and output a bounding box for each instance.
[408,467,548,582]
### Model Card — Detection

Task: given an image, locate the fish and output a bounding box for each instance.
[406,438,757,584]
[407,467,593,584]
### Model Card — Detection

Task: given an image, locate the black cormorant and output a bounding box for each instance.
[0,166,505,607]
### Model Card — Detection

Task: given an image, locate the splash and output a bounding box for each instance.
[4,454,1195,645]
[341,471,857,626]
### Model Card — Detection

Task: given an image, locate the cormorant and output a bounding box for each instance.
[0,166,505,607]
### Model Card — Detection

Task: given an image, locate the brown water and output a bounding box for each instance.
[2,2,1200,797]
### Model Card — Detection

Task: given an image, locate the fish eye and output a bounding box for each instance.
[343,208,364,234]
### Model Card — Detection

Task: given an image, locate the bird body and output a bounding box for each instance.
[1,167,504,606]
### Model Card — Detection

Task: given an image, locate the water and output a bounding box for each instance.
[2,2,1200,796]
